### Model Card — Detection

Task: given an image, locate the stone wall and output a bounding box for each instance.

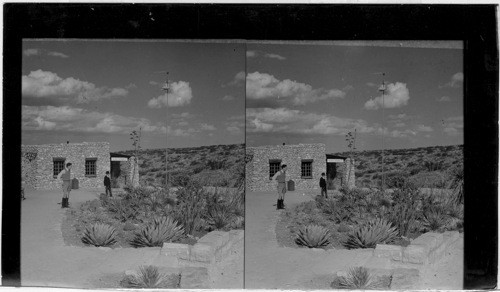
[341,158,355,189]
[128,156,140,187]
[21,145,38,189]
[21,142,110,190]
[246,144,326,192]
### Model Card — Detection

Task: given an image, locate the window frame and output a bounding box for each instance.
[301,159,313,179]
[269,159,282,180]
[53,157,66,178]
[85,158,98,177]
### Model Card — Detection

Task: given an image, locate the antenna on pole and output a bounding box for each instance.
[161,71,170,188]
[378,73,386,191]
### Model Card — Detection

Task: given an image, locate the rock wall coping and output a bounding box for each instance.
[373,231,460,265]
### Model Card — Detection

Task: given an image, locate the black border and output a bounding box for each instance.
[4,4,498,289]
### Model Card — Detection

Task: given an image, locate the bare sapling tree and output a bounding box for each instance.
[130,127,142,186]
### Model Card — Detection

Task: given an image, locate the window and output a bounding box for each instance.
[301,160,313,179]
[269,159,282,179]
[53,158,65,178]
[85,158,97,177]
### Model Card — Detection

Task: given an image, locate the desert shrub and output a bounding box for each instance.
[410,171,447,188]
[295,225,331,248]
[385,171,409,189]
[206,204,234,230]
[331,267,386,289]
[342,218,398,249]
[206,158,225,170]
[130,216,184,247]
[120,265,180,288]
[387,186,422,237]
[337,223,351,233]
[422,207,449,232]
[448,163,464,205]
[423,159,444,172]
[105,197,139,222]
[81,223,117,247]
[173,182,206,235]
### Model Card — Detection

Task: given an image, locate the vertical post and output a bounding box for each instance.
[381,76,386,191]
[162,72,170,188]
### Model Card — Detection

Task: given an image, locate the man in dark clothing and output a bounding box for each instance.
[104,171,112,197]
[320,172,327,198]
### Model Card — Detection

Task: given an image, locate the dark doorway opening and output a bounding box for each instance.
[326,163,337,190]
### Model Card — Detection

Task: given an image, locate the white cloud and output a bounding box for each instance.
[437,96,451,102]
[23,48,69,58]
[366,82,378,87]
[226,126,243,135]
[147,81,193,108]
[364,82,410,110]
[246,72,346,105]
[264,53,286,60]
[389,129,417,138]
[149,81,159,86]
[47,51,69,58]
[222,95,235,101]
[22,70,128,103]
[442,116,463,136]
[23,49,41,56]
[246,50,257,58]
[247,50,286,60]
[225,115,244,135]
[225,71,246,87]
[416,124,434,132]
[200,123,216,131]
[22,105,165,134]
[246,107,375,135]
[440,72,463,88]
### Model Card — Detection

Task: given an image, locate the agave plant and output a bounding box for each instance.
[206,203,235,230]
[422,207,449,232]
[295,225,331,248]
[81,222,117,247]
[342,218,398,249]
[120,265,180,288]
[130,216,185,247]
[332,267,385,289]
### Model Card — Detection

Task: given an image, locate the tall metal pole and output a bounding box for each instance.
[162,72,170,187]
[379,73,386,190]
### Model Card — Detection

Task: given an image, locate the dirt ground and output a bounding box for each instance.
[21,187,243,289]
[245,189,464,289]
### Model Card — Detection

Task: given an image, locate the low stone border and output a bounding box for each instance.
[334,231,461,289]
[373,231,460,265]
[159,229,244,288]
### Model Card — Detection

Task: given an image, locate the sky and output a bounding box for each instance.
[245,42,464,153]
[22,40,245,151]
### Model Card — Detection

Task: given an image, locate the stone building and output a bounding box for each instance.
[246,143,355,192]
[21,142,139,190]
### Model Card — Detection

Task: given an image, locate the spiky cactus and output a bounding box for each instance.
[295,225,331,248]
[81,223,117,247]
[130,216,184,247]
[342,218,398,249]
[332,267,385,289]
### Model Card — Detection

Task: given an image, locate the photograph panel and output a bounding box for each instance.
[244,41,463,289]
[20,40,245,288]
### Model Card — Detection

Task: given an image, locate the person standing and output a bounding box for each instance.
[57,162,72,208]
[272,164,287,210]
[319,172,328,198]
[104,171,112,197]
